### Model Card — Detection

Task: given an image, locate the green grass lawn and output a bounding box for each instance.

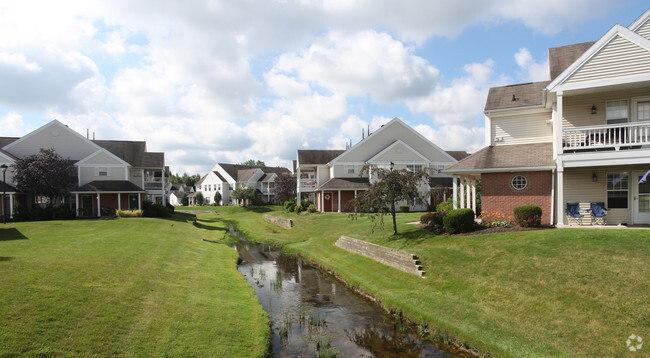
[211,205,650,358]
[0,213,269,357]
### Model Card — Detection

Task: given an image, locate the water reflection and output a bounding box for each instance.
[231,238,469,357]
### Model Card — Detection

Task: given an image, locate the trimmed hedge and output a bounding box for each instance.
[399,205,410,213]
[420,211,447,229]
[443,209,475,234]
[513,204,542,227]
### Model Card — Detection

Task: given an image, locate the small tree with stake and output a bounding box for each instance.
[349,163,428,235]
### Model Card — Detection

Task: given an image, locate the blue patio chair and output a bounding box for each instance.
[590,202,608,225]
[566,202,585,225]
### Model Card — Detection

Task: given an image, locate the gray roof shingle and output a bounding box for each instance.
[297,150,346,165]
[484,81,550,112]
[317,178,370,190]
[549,41,595,80]
[445,143,554,173]
[93,140,164,167]
[73,180,145,192]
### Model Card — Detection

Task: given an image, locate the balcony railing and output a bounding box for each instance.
[563,122,650,152]
[144,182,163,190]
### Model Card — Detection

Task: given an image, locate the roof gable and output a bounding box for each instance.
[548,23,650,92]
[77,149,131,167]
[4,120,101,160]
[367,140,429,164]
[331,118,456,164]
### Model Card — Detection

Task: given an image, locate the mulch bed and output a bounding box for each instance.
[421,223,555,236]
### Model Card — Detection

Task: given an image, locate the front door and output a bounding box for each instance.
[323,192,332,212]
[633,171,650,224]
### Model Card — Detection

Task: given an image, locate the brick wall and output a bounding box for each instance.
[482,171,553,225]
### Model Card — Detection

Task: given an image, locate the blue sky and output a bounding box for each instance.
[0,1,648,175]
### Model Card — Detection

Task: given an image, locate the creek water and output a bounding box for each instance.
[230,237,468,357]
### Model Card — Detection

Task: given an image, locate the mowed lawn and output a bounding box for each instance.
[210,205,650,358]
[0,213,269,357]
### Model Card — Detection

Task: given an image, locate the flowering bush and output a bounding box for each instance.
[481,211,513,228]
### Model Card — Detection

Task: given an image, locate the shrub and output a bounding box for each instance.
[513,204,542,227]
[421,211,447,229]
[294,204,304,213]
[399,205,410,213]
[142,202,170,217]
[283,200,296,212]
[301,200,314,208]
[443,209,475,234]
[436,197,453,212]
[116,209,143,217]
[307,204,317,213]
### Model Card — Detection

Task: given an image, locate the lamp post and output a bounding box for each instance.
[1,164,7,224]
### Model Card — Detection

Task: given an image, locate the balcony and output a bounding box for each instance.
[563,122,650,152]
[144,182,163,190]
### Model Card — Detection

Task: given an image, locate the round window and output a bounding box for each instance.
[511,175,528,190]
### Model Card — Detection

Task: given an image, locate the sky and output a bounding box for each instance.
[1,1,648,175]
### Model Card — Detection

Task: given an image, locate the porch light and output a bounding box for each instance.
[1,163,7,224]
[390,161,394,171]
[592,172,598,182]
[591,104,597,114]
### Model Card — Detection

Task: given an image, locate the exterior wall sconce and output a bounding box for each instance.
[591,104,597,114]
[592,172,598,182]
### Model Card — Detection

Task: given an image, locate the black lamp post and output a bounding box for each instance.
[1,164,7,224]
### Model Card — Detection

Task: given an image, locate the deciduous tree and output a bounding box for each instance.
[272,173,296,203]
[240,159,265,166]
[231,186,257,205]
[13,148,75,205]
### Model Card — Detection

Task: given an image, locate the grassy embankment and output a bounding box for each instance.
[0,213,269,357]
[206,205,649,358]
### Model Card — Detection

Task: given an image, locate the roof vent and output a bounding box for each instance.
[512,94,518,101]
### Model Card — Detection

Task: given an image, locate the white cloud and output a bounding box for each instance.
[515,48,549,82]
[0,112,25,136]
[271,31,440,103]
[406,59,499,127]
[0,52,42,73]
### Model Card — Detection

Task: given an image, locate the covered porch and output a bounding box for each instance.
[316,178,369,213]
[0,181,18,220]
[72,180,145,217]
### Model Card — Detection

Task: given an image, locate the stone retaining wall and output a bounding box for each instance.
[335,236,425,277]
[262,214,293,229]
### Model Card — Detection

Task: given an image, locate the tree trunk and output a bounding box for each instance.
[391,197,397,235]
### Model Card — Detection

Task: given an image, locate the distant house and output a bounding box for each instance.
[169,184,194,206]
[295,117,466,213]
[446,8,650,226]
[195,163,292,205]
[0,120,167,218]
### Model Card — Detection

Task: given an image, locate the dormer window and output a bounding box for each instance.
[96,167,110,177]
[346,165,355,174]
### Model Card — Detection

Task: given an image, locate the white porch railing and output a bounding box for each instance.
[563,122,650,151]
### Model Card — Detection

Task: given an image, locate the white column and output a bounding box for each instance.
[460,178,465,209]
[553,93,564,160]
[337,190,341,213]
[75,194,79,217]
[556,159,565,228]
[97,194,101,217]
[118,193,122,210]
[452,176,458,210]
[9,193,14,219]
[471,180,477,213]
[138,194,142,210]
[465,179,472,209]
[320,191,324,213]
[296,168,301,201]
[161,168,167,206]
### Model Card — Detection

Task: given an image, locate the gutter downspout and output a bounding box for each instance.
[550,167,555,226]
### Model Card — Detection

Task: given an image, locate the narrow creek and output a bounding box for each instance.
[229,234,469,357]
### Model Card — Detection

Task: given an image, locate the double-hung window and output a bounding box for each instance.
[406,164,423,172]
[607,172,628,209]
[606,100,628,125]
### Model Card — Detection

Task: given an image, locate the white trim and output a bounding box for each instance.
[330,117,458,164]
[4,119,103,153]
[548,25,650,92]
[563,148,650,168]
[553,73,650,93]
[76,148,131,167]
[628,8,650,32]
[632,95,650,122]
[366,139,431,164]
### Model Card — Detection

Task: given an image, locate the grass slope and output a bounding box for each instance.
[0,213,269,357]
[212,205,649,358]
